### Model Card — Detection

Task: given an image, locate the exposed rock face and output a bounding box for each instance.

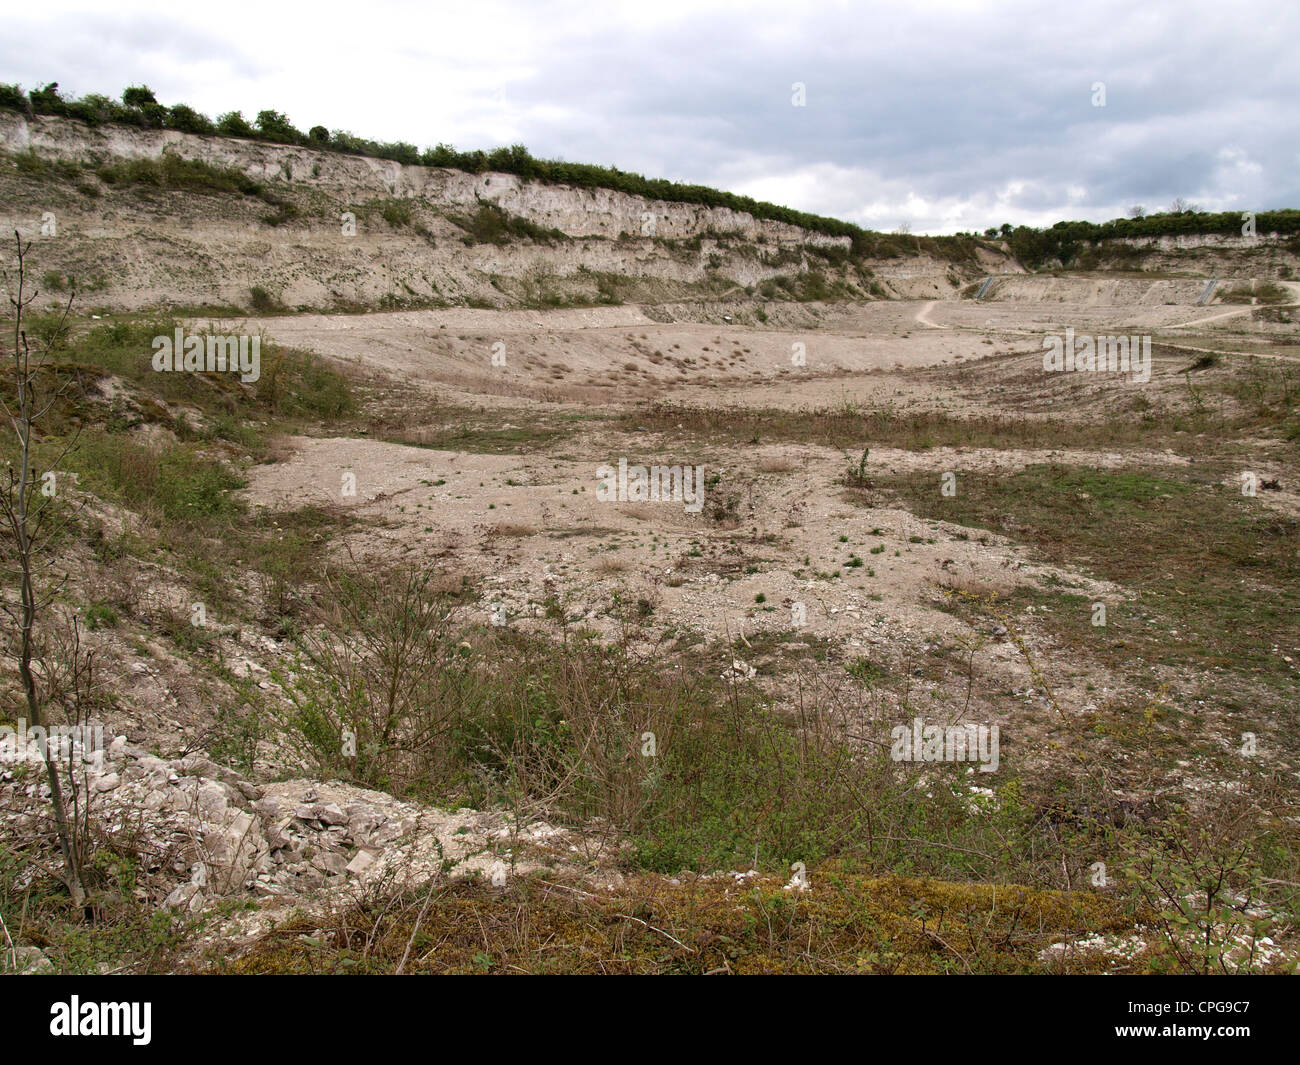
[0,113,1005,312]
[0,112,849,245]
[0,730,566,914]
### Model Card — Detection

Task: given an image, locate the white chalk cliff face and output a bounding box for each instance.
[0,112,998,313]
[0,112,850,243]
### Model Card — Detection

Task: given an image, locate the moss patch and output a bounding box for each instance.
[226,868,1143,975]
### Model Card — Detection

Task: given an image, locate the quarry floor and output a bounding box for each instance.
[226,292,1300,795]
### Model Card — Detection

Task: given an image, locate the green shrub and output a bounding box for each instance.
[379,199,413,227]
[84,602,119,631]
[450,204,562,245]
[121,85,156,108]
[215,110,254,137]
[249,285,279,312]
[255,109,302,143]
[167,103,214,135]
[0,82,26,111]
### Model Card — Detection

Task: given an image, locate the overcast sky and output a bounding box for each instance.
[3,0,1297,234]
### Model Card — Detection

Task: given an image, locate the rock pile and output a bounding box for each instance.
[1,730,569,914]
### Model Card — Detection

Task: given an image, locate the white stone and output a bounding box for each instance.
[346,849,377,875]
